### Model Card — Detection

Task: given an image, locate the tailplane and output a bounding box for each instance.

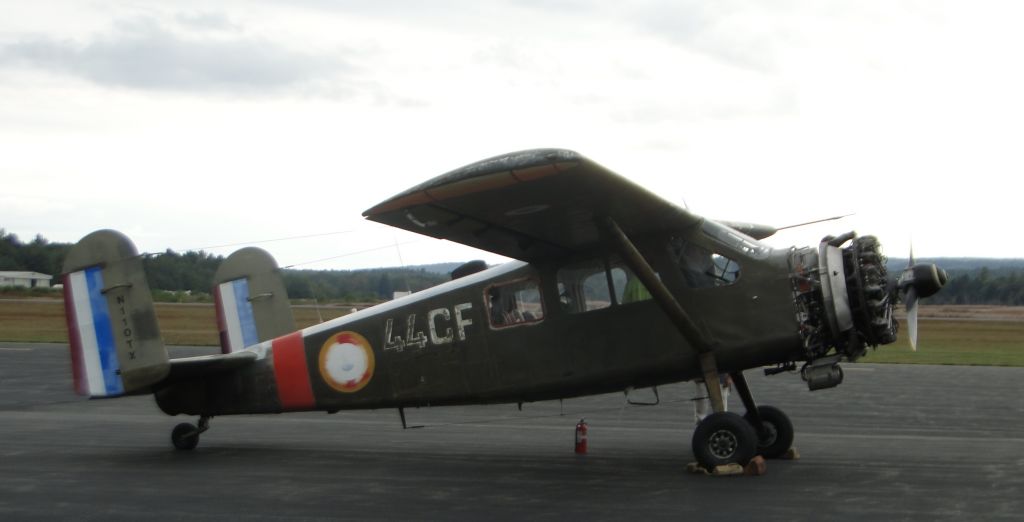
[213,247,295,353]
[62,230,169,397]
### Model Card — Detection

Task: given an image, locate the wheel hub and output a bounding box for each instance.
[707,429,739,459]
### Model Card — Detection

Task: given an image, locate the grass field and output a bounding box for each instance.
[0,299,352,347]
[859,318,1024,366]
[1,299,1021,367]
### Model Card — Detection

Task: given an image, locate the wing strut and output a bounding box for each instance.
[600,217,726,413]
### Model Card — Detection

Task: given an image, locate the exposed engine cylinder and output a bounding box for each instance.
[842,236,897,347]
[790,233,898,388]
[790,233,947,390]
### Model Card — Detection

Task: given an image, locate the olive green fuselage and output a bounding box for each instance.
[155,228,801,417]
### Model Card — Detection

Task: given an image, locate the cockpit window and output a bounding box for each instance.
[669,238,741,288]
[701,220,771,259]
[487,279,544,328]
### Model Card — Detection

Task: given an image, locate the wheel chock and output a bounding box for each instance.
[686,462,710,475]
[744,456,767,476]
[714,463,746,475]
[686,462,749,476]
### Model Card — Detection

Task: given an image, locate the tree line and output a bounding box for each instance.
[4,229,1024,305]
[920,267,1024,306]
[1,230,448,302]
[0,230,68,277]
[886,258,1024,306]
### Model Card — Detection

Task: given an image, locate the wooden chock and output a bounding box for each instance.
[744,456,767,476]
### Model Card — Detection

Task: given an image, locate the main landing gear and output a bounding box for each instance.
[171,416,211,451]
[690,372,795,470]
[598,218,794,470]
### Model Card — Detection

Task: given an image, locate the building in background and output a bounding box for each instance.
[0,271,52,288]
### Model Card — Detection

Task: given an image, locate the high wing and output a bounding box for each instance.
[363,149,700,261]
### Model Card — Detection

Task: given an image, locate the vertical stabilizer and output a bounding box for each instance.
[213,247,295,353]
[62,230,169,397]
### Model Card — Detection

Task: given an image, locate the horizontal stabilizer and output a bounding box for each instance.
[62,230,169,397]
[164,350,258,382]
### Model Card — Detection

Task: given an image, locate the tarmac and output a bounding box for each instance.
[1,342,1022,521]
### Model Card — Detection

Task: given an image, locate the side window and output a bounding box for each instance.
[487,279,544,328]
[669,238,741,288]
[556,261,612,313]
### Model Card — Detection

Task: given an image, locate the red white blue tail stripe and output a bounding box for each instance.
[217,278,259,353]
[63,267,124,397]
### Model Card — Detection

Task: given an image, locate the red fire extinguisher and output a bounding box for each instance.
[575,418,588,454]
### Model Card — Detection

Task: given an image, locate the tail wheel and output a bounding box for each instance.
[743,405,794,459]
[171,422,199,451]
[692,412,757,469]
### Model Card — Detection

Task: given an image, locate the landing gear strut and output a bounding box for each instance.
[690,372,795,469]
[599,218,792,469]
[730,372,794,459]
[171,416,210,451]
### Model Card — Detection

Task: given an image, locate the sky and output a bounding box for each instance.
[2,1,1021,271]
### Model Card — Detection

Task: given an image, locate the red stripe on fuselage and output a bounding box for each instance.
[272,331,315,411]
[62,274,87,396]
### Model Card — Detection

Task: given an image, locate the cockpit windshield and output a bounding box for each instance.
[701,220,772,259]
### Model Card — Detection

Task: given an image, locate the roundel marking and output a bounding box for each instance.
[318,331,375,393]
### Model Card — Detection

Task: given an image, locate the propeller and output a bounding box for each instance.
[895,246,948,350]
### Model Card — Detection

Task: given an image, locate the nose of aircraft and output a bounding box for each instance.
[788,233,948,390]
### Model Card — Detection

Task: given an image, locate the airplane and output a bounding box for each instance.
[60,148,947,470]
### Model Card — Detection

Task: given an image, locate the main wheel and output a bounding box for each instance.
[743,405,794,459]
[692,411,757,469]
[171,422,200,451]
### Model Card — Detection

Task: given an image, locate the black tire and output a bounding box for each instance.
[171,423,199,451]
[743,405,794,459]
[692,411,757,469]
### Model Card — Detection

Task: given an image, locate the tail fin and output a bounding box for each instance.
[213,247,295,354]
[62,230,169,397]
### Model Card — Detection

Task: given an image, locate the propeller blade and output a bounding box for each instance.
[906,287,919,351]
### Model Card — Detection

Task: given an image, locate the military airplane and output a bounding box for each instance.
[60,148,946,470]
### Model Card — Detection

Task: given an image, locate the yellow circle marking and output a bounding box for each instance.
[318,331,375,393]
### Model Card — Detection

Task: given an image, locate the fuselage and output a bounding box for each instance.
[155,222,803,417]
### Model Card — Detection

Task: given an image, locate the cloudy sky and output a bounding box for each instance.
[1,1,1021,270]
